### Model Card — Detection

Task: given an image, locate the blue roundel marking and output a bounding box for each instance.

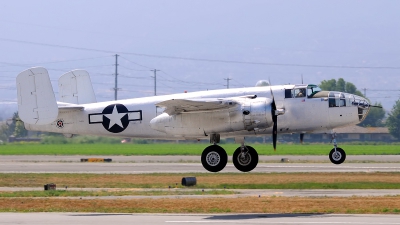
[88,104,143,133]
[101,104,129,133]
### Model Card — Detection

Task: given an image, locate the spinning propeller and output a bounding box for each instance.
[269,80,278,151]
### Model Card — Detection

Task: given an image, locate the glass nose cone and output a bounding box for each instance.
[352,95,370,121]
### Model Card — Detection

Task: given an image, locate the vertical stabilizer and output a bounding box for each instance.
[16,67,58,125]
[58,70,97,104]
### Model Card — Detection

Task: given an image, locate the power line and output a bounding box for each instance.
[119,56,154,70]
[4,19,400,56]
[118,65,149,71]
[0,56,112,68]
[2,38,400,69]
[118,74,152,79]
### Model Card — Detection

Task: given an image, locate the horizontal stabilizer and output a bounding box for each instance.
[58,70,97,104]
[156,98,237,115]
[16,67,58,125]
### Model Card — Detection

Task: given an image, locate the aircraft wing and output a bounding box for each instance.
[156,98,238,115]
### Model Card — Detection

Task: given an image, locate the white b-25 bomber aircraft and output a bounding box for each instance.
[16,67,371,172]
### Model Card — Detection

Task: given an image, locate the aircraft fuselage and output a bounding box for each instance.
[25,85,367,140]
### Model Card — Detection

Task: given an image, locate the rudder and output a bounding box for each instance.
[58,70,97,104]
[16,67,58,125]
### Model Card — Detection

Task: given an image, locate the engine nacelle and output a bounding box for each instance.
[150,97,273,137]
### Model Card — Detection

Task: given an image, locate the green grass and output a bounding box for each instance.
[0,143,400,155]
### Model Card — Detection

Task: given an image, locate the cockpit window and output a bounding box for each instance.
[286,85,321,99]
[294,88,306,98]
[307,85,321,98]
[285,88,306,98]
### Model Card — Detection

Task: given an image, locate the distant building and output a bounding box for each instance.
[307,126,396,142]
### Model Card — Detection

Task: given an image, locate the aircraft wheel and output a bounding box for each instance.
[201,145,228,172]
[329,148,346,164]
[233,146,258,172]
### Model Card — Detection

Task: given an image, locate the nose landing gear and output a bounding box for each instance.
[329,132,346,164]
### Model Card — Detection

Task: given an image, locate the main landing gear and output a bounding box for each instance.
[232,145,258,172]
[201,135,259,173]
[329,132,346,164]
[201,145,228,172]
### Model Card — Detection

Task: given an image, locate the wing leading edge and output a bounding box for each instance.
[156,98,238,115]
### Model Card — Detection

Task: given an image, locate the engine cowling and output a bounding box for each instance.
[150,97,274,137]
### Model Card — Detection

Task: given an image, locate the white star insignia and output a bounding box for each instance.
[104,105,126,129]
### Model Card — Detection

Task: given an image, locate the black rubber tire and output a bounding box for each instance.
[201,145,228,172]
[329,148,346,164]
[232,145,259,172]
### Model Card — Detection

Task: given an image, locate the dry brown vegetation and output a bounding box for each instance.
[2,173,400,213]
[1,172,400,188]
[1,196,400,213]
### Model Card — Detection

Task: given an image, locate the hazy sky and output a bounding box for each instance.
[1,0,400,118]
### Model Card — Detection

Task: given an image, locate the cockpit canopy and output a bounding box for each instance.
[284,84,322,98]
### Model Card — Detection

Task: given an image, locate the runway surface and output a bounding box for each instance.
[2,155,400,163]
[1,161,400,173]
[0,155,399,173]
[1,213,400,225]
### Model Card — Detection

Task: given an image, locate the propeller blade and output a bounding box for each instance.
[300,133,304,144]
[272,116,277,151]
[269,79,277,151]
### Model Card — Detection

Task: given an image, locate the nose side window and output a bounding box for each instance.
[340,93,346,107]
[328,92,346,107]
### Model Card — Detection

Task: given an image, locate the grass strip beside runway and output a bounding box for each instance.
[0,189,234,197]
[1,143,400,155]
[1,196,400,213]
[1,172,400,189]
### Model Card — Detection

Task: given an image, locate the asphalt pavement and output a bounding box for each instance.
[1,213,400,225]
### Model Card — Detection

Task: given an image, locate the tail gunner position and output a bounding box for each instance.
[16,67,371,172]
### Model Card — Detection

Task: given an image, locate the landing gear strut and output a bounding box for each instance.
[232,137,258,172]
[329,132,346,164]
[233,145,258,172]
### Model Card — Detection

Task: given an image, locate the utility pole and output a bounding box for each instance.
[114,54,119,100]
[363,88,367,97]
[224,77,232,89]
[151,69,160,96]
